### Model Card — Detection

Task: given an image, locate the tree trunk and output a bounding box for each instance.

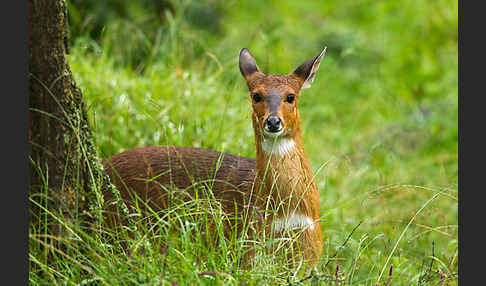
[28,0,109,227]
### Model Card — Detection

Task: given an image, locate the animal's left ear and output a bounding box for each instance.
[291,47,327,90]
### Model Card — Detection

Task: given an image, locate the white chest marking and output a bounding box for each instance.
[261,137,296,156]
[273,214,315,233]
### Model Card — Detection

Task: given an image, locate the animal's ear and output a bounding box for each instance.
[291,47,327,90]
[239,48,263,81]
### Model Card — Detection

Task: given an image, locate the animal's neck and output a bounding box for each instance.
[253,126,319,220]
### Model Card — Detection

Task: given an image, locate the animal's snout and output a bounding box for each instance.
[265,115,282,133]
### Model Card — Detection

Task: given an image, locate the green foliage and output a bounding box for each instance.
[31,0,457,284]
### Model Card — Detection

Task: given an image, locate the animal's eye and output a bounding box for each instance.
[286,94,296,104]
[252,93,262,103]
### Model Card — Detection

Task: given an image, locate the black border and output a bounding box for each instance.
[4,0,29,284]
[459,0,482,285]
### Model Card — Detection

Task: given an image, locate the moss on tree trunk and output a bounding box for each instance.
[29,0,110,227]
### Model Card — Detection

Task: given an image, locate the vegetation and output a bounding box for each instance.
[30,0,458,285]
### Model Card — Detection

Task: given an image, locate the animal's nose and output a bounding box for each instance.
[265,115,282,132]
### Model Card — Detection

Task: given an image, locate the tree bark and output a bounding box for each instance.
[29,0,109,227]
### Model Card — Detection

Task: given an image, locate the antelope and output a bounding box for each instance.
[103,47,327,266]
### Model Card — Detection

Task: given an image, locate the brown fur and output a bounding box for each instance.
[103,48,326,267]
[247,73,322,264]
[103,146,256,216]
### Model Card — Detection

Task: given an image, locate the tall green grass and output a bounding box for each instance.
[30,0,457,284]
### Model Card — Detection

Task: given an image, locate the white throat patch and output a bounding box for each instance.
[261,137,296,156]
[273,214,315,233]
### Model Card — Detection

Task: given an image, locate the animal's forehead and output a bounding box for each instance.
[249,74,300,93]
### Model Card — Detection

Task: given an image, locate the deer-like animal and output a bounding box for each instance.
[103,47,327,266]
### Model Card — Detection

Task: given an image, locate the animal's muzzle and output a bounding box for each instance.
[265,115,282,133]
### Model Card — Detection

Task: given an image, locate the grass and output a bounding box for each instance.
[30,0,458,285]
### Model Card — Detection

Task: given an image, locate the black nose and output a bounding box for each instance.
[266,115,282,132]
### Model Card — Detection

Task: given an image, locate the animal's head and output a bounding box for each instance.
[239,47,326,141]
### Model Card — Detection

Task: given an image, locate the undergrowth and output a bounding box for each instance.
[30,0,458,285]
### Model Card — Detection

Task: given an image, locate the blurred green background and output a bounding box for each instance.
[67,0,457,284]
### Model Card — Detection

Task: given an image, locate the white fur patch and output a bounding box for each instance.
[273,214,315,233]
[261,137,296,156]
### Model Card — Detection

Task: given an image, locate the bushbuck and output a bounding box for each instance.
[103,47,327,266]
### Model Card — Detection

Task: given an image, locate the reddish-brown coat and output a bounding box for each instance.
[103,48,326,267]
[246,74,322,263]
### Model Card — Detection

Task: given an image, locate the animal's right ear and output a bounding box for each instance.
[239,48,262,81]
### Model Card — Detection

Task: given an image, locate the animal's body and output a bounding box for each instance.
[103,47,327,266]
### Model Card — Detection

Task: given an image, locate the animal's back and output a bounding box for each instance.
[103,146,256,213]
